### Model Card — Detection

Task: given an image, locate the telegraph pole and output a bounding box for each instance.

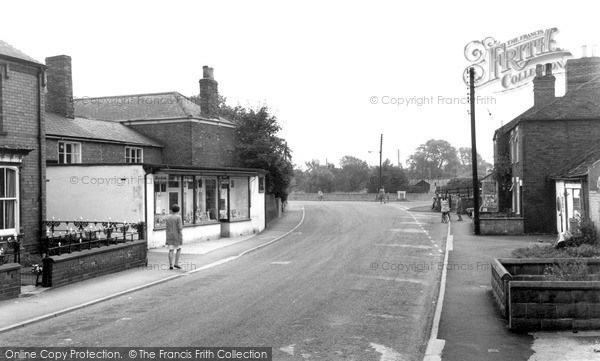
[470,67,481,235]
[379,134,383,190]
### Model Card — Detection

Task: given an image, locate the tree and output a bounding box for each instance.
[457,147,493,177]
[338,156,370,192]
[407,139,459,178]
[303,160,336,193]
[225,103,293,201]
[367,159,409,193]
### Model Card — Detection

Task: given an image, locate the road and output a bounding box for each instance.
[2,201,447,361]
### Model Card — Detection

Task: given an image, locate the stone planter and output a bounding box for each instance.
[492,258,600,332]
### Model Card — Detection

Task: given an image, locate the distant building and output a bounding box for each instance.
[0,40,46,251]
[493,56,600,233]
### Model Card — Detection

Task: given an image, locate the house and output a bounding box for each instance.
[0,40,46,252]
[493,56,600,234]
[549,144,600,234]
[43,56,268,248]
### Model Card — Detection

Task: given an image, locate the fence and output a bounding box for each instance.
[41,219,145,257]
[0,234,21,265]
[435,185,475,198]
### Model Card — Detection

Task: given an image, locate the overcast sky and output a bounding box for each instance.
[2,1,597,169]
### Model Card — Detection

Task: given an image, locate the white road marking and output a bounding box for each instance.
[370,343,405,361]
[354,275,427,285]
[270,261,291,265]
[367,313,405,319]
[280,344,295,356]
[374,244,433,249]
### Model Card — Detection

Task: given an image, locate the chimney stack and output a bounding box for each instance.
[45,55,74,119]
[565,55,600,93]
[199,65,219,119]
[532,63,555,106]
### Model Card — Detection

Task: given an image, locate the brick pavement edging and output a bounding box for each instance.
[0,263,21,301]
[492,258,600,332]
[42,240,147,288]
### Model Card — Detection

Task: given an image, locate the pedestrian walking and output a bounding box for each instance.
[165,204,183,270]
[431,193,438,210]
[456,195,463,221]
[317,190,324,201]
[440,196,450,223]
[378,187,386,204]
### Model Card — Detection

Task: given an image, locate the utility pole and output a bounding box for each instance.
[470,67,481,235]
[397,149,400,168]
[379,134,383,190]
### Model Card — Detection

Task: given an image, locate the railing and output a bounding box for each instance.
[436,186,474,198]
[41,220,145,257]
[0,234,21,265]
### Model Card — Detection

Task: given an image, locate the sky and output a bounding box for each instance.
[1,0,598,169]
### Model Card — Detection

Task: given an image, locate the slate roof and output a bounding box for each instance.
[74,92,235,125]
[45,112,163,147]
[549,144,600,180]
[495,74,600,138]
[0,39,43,66]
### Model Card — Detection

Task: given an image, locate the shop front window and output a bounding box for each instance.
[219,178,229,220]
[194,177,218,222]
[182,176,194,224]
[229,177,249,220]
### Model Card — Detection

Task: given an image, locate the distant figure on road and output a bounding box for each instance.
[378,187,386,204]
[456,195,463,221]
[165,204,183,270]
[317,190,324,201]
[431,193,438,210]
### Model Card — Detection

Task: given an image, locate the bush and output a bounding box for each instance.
[511,244,600,259]
[20,252,43,267]
[544,259,591,281]
[571,217,599,247]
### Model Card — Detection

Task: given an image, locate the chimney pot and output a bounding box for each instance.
[582,45,588,57]
[535,64,543,77]
[545,63,553,76]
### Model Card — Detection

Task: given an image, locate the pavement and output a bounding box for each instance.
[0,203,305,333]
[431,211,600,361]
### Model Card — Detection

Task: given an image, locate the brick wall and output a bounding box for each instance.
[0,263,21,300]
[46,139,162,164]
[42,240,147,288]
[191,122,236,167]
[129,121,237,168]
[1,61,45,251]
[522,120,600,233]
[128,122,192,165]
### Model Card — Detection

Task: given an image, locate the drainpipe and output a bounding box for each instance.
[37,69,44,247]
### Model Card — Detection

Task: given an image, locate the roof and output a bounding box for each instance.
[45,112,163,147]
[0,39,43,66]
[495,74,600,137]
[524,75,600,121]
[549,144,600,180]
[74,92,235,125]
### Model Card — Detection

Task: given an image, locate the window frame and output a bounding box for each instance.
[0,166,19,236]
[125,147,143,163]
[58,141,82,164]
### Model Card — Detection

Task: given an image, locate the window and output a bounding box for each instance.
[125,147,143,163]
[58,141,81,164]
[0,70,4,134]
[258,176,265,193]
[0,167,18,236]
[229,177,249,219]
[153,173,250,228]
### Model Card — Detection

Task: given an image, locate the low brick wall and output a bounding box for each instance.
[492,258,600,332]
[288,192,432,202]
[42,240,147,288]
[479,217,524,235]
[0,263,21,300]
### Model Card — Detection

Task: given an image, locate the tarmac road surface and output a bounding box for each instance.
[2,201,448,361]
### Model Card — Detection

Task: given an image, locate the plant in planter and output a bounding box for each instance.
[543,259,593,281]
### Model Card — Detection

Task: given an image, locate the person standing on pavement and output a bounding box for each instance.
[456,195,463,221]
[440,196,450,223]
[165,204,183,270]
[317,190,324,201]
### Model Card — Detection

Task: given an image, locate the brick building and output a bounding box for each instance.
[44,58,267,247]
[493,56,600,234]
[0,40,46,251]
